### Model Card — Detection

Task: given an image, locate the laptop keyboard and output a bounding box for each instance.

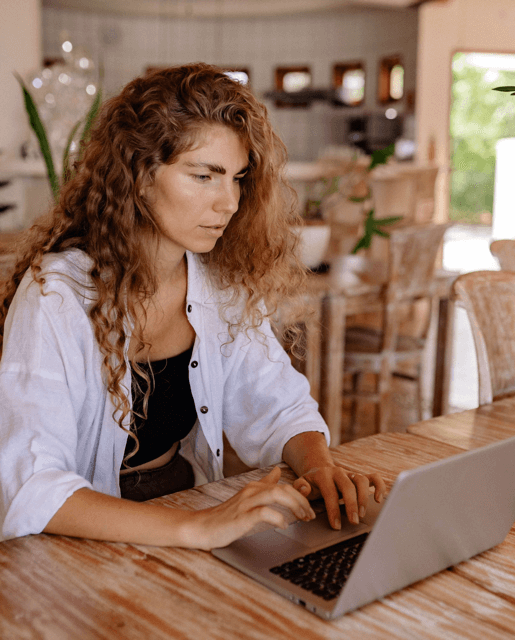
[269,532,369,601]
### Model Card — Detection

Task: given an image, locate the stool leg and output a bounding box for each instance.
[415,364,424,422]
[349,372,360,438]
[377,359,393,434]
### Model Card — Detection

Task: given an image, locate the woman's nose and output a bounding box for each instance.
[214,182,240,215]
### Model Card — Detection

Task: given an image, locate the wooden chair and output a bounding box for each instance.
[368,164,439,262]
[343,223,451,434]
[452,271,515,405]
[490,239,515,272]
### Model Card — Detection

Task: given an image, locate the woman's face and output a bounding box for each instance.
[147,124,249,261]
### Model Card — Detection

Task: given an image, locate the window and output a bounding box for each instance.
[274,66,311,107]
[333,62,365,106]
[378,56,404,104]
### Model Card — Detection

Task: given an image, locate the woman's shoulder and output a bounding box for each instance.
[19,249,95,308]
[39,248,93,279]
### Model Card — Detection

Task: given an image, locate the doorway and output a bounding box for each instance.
[447,52,515,410]
[450,51,515,225]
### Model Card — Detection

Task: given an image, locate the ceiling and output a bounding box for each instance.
[42,0,435,18]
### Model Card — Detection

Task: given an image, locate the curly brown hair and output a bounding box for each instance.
[0,62,308,448]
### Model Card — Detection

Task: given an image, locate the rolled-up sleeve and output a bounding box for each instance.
[222,322,330,469]
[0,275,94,540]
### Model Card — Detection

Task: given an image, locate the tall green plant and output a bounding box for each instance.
[494,86,515,95]
[15,72,102,202]
[15,72,59,202]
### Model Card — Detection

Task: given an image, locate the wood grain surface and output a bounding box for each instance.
[2,431,515,639]
[408,396,515,450]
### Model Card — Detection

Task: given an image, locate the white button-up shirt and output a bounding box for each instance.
[0,249,329,540]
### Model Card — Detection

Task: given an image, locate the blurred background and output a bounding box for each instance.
[2,0,515,417]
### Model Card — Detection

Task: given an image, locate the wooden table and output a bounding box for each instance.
[408,395,515,451]
[301,266,458,445]
[3,430,515,639]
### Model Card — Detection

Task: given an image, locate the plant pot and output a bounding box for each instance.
[293,223,331,269]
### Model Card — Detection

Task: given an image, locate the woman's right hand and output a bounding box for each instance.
[184,467,316,550]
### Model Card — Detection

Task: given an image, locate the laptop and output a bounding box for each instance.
[212,436,515,620]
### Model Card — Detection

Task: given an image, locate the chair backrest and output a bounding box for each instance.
[367,165,440,262]
[387,223,451,302]
[369,164,439,223]
[490,239,515,272]
[453,270,515,405]
[381,223,451,351]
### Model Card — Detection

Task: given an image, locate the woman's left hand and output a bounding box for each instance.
[292,465,386,530]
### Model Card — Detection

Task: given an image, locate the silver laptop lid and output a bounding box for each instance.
[333,435,515,617]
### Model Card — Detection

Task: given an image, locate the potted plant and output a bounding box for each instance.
[294,143,403,271]
[15,69,102,201]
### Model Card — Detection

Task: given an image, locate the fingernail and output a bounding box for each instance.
[300,486,309,494]
[378,493,384,503]
[351,512,359,525]
[359,506,365,518]
[334,518,341,530]
[309,508,316,519]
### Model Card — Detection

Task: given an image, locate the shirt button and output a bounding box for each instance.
[216,449,220,457]
[200,406,208,414]
[191,360,198,368]
[187,304,192,313]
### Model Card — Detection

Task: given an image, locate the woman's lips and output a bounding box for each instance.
[200,225,225,237]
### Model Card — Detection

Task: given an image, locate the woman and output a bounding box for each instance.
[0,63,385,549]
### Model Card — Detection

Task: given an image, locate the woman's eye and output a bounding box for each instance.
[234,174,247,183]
[194,175,210,182]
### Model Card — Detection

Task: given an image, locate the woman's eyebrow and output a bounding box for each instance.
[185,161,249,175]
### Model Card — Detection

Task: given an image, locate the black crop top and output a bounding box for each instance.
[123,346,197,469]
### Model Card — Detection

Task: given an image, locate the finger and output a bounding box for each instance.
[244,483,315,521]
[215,505,289,547]
[367,472,387,503]
[269,483,316,521]
[259,466,282,485]
[349,473,370,518]
[316,474,343,530]
[334,471,360,525]
[250,505,289,530]
[292,476,312,498]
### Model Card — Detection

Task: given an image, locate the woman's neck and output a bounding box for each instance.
[144,230,187,288]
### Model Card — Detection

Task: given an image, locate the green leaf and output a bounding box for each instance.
[351,234,371,254]
[372,228,390,238]
[493,86,515,92]
[351,208,403,253]
[15,72,59,202]
[80,87,102,149]
[368,143,396,171]
[374,215,403,226]
[62,119,82,185]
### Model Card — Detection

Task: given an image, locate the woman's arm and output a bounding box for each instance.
[44,467,316,550]
[282,431,386,531]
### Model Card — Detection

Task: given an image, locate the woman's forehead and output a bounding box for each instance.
[178,125,249,166]
[187,123,247,152]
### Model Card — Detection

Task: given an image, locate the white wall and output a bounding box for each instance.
[416,0,515,222]
[0,0,42,159]
[41,5,418,161]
